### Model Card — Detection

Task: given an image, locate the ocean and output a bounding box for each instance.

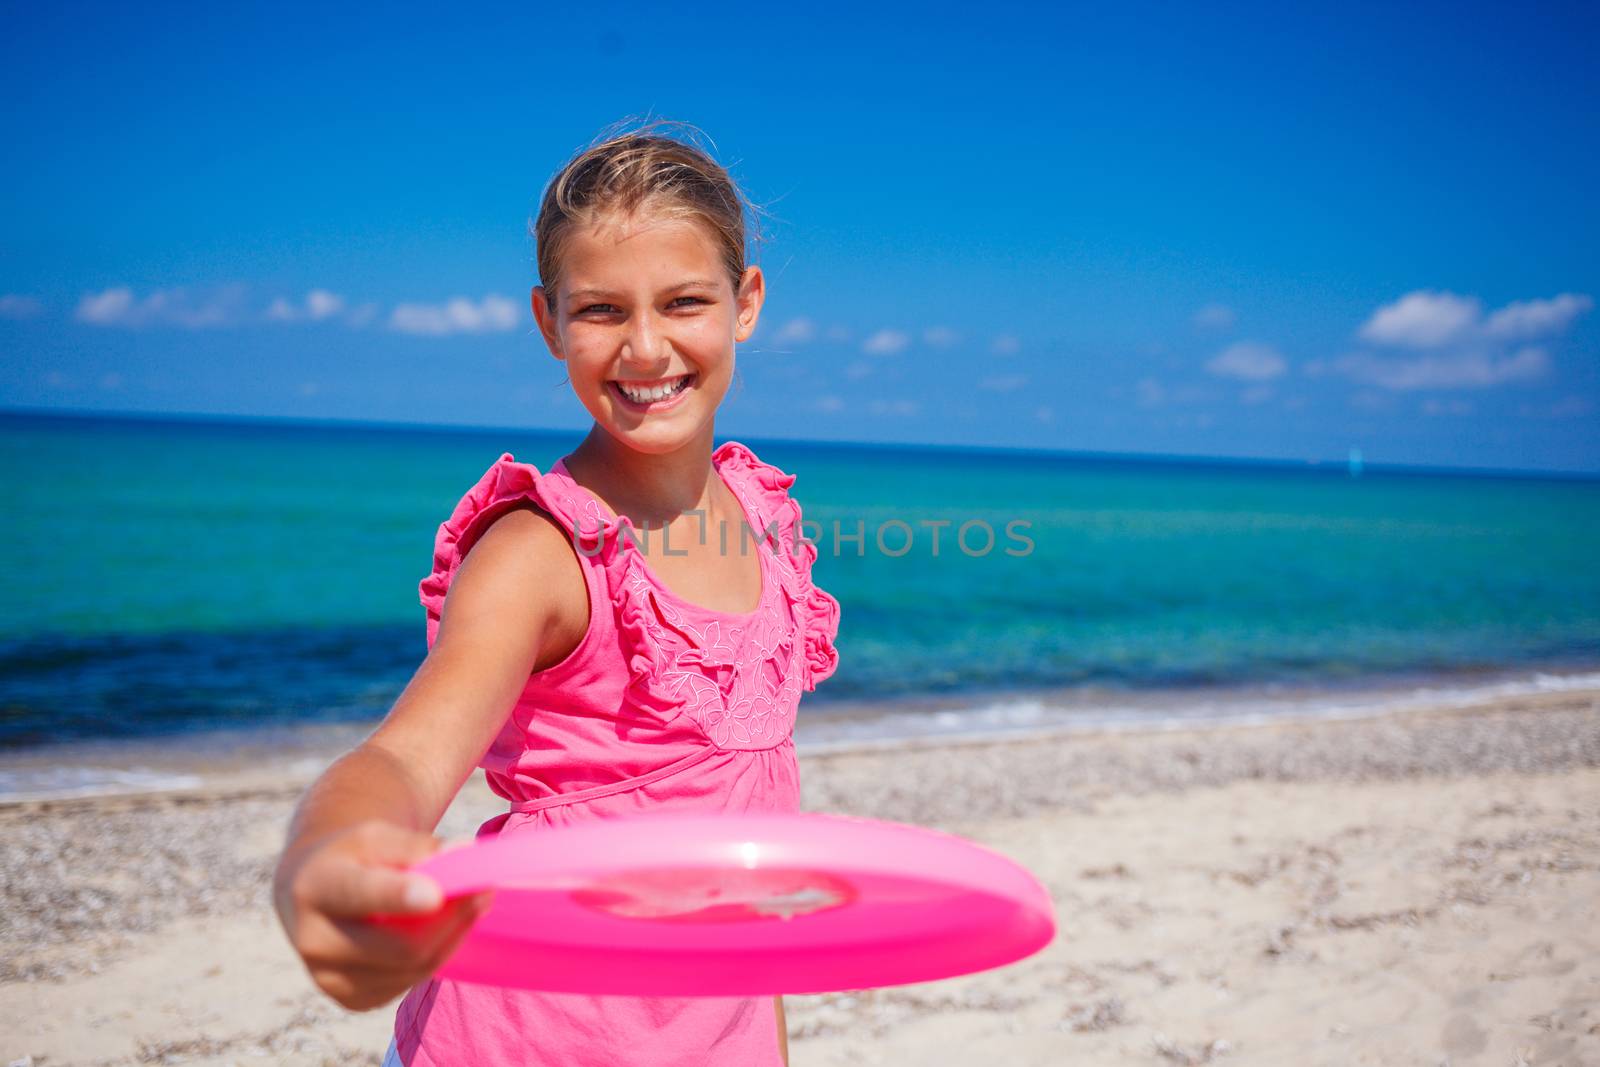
[3,408,1598,799]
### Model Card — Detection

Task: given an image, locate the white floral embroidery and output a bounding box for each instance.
[616,486,804,749]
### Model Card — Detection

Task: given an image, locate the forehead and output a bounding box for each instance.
[559,213,726,292]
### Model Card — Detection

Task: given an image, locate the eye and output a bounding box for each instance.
[670,296,706,308]
[578,303,619,315]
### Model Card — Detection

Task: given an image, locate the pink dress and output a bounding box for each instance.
[392,439,842,1066]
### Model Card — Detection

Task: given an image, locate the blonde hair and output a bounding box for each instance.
[532,118,767,310]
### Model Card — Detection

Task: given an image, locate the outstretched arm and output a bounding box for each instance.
[774,995,789,1065]
[272,504,579,1011]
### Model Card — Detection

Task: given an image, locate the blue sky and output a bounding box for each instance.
[3,1,1597,473]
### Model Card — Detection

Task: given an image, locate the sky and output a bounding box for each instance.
[2,1,1597,474]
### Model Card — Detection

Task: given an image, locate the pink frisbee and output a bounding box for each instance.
[392,811,1055,996]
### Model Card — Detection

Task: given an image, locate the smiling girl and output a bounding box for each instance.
[271,120,842,1066]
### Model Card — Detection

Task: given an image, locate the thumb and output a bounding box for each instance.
[355,826,449,916]
[357,864,445,917]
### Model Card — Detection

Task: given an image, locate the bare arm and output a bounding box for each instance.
[272,503,586,1010]
[775,995,789,1065]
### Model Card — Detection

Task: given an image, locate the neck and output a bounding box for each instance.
[565,425,726,528]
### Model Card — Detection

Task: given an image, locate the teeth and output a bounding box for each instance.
[617,375,690,403]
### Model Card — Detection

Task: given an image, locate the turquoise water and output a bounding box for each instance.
[3,409,1598,748]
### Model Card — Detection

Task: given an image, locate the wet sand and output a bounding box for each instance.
[2,686,1597,1066]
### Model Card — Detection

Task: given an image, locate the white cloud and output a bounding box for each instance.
[1035,405,1054,423]
[922,326,959,347]
[0,294,44,319]
[1483,293,1594,341]
[1332,346,1550,390]
[990,334,1020,355]
[771,317,816,344]
[814,395,844,413]
[1239,385,1274,405]
[862,329,909,355]
[844,361,873,381]
[389,294,521,336]
[75,285,247,329]
[824,324,853,343]
[79,288,135,323]
[868,398,919,416]
[268,290,374,327]
[1206,341,1287,381]
[979,374,1028,392]
[1338,288,1589,392]
[1359,290,1481,348]
[306,289,344,321]
[1192,303,1236,331]
[1359,289,1592,349]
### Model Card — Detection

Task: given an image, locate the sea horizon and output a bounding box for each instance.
[8,403,1599,482]
[4,405,1597,799]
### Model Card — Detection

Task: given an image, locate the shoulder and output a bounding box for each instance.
[419,452,589,656]
[427,452,584,554]
[452,502,586,657]
[422,451,586,580]
[436,501,589,673]
[460,500,575,578]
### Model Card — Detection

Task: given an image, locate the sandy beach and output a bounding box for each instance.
[3,685,1597,1066]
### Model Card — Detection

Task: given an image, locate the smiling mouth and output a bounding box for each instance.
[609,373,697,406]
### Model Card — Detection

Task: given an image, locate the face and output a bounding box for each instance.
[531,212,764,454]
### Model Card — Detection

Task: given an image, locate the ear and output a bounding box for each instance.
[531,286,564,360]
[733,266,766,344]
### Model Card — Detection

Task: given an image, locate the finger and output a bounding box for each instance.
[317,856,445,919]
[352,825,450,911]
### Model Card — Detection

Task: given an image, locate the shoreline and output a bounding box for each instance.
[1,683,1596,1064]
[2,661,1597,807]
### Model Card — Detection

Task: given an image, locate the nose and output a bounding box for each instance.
[620,310,668,371]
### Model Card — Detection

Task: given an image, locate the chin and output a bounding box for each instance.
[605,423,713,455]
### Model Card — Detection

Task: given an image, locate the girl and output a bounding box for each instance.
[271,120,842,1066]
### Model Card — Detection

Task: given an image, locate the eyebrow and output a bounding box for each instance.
[567,280,722,301]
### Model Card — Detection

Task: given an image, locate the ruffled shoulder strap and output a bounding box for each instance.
[713,440,841,691]
[417,452,593,648]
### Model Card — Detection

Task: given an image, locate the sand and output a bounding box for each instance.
[2,687,1597,1066]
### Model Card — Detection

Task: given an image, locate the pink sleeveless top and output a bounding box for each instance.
[392,439,842,1067]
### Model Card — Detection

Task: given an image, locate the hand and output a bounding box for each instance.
[272,819,494,1012]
